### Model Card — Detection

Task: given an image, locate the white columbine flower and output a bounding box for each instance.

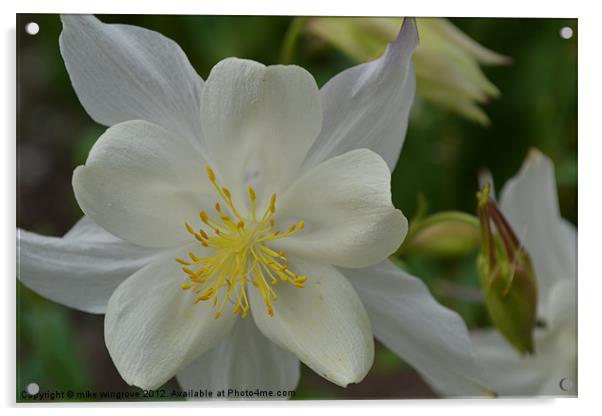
[436,149,577,396]
[18,15,488,396]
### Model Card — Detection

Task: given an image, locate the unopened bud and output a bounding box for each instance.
[477,183,538,355]
[400,211,480,258]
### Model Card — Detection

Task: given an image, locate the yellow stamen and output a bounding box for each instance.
[248,186,257,220]
[200,211,209,224]
[177,166,306,319]
[206,166,216,182]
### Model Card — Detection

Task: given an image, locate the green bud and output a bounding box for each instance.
[303,17,510,125]
[399,211,480,258]
[476,183,538,355]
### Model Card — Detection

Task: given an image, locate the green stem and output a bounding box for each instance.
[279,17,309,64]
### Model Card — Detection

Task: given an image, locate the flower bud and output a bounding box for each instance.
[400,212,480,258]
[476,183,538,355]
[303,17,510,125]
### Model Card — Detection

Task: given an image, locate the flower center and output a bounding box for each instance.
[177,166,306,319]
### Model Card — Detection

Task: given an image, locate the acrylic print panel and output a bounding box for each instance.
[16,14,577,402]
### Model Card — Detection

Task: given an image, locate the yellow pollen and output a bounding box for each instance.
[477,182,491,207]
[177,165,306,319]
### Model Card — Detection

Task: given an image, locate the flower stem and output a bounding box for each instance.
[280,17,309,64]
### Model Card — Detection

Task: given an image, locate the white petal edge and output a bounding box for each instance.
[104,245,237,389]
[17,217,158,314]
[302,17,418,172]
[60,14,205,150]
[249,257,374,387]
[176,318,300,399]
[73,120,213,248]
[271,148,407,268]
[499,149,575,313]
[343,260,493,397]
[200,57,323,205]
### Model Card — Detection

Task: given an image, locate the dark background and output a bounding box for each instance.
[16,14,577,400]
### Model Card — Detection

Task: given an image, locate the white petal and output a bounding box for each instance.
[546,279,576,331]
[104,246,237,389]
[63,215,123,243]
[200,58,322,202]
[271,149,407,268]
[60,15,204,148]
[468,330,544,396]
[561,218,577,283]
[176,318,300,399]
[468,328,576,396]
[303,17,418,171]
[73,120,212,248]
[17,217,158,314]
[499,149,575,313]
[344,260,492,396]
[249,257,374,387]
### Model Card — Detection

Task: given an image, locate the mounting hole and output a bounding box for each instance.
[25,22,40,36]
[559,377,573,391]
[560,26,573,40]
[26,382,39,395]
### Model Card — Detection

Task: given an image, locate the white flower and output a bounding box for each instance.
[434,149,577,396]
[18,15,489,396]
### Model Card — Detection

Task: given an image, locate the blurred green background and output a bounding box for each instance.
[16,14,577,401]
